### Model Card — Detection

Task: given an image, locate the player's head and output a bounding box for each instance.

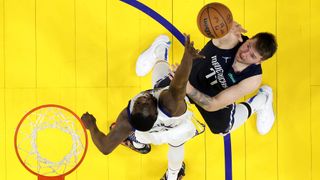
[235,32,277,65]
[130,93,158,131]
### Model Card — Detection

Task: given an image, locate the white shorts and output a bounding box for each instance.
[134,118,197,147]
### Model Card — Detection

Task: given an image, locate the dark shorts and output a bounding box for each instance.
[154,76,234,134]
[194,103,235,134]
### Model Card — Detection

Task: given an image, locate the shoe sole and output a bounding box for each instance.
[136,35,170,76]
[257,85,275,135]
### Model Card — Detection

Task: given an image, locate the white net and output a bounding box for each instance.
[15,106,87,176]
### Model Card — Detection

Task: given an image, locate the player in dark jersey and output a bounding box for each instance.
[136,22,277,135]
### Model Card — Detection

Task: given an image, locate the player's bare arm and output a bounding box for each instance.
[81,109,133,155]
[187,75,261,112]
[212,21,247,49]
[160,34,205,116]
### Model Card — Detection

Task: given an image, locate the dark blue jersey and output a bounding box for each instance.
[189,36,262,97]
[155,36,263,134]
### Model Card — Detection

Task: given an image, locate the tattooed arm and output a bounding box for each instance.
[187,75,262,112]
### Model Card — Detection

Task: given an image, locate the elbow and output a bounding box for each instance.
[101,149,112,155]
[99,146,113,155]
[101,151,110,155]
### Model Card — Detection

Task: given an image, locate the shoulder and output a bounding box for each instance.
[116,108,133,132]
[253,64,262,74]
[244,64,262,76]
[159,89,186,116]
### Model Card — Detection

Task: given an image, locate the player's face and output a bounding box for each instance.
[235,39,263,65]
[132,93,158,117]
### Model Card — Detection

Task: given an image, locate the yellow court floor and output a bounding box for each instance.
[1,0,320,180]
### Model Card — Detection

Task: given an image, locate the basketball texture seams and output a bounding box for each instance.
[197,3,233,39]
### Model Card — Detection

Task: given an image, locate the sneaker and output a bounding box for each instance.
[256,85,275,135]
[109,123,151,154]
[121,136,151,154]
[160,162,185,180]
[136,35,171,76]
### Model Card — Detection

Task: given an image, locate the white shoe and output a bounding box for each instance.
[136,35,171,76]
[256,85,275,135]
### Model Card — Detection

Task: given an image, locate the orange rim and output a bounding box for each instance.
[14,104,88,178]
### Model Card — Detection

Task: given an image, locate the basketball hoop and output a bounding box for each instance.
[14,104,88,180]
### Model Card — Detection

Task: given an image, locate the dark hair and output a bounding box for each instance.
[130,112,157,131]
[129,96,158,132]
[252,32,278,60]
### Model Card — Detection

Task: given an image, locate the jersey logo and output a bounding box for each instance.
[222,56,231,63]
[207,55,228,88]
[227,73,236,83]
[205,68,218,85]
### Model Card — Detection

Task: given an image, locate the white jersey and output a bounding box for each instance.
[127,88,197,146]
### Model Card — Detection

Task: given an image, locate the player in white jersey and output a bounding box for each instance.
[80,34,205,180]
[127,88,197,147]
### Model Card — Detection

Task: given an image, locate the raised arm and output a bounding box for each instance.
[187,75,261,112]
[160,34,205,115]
[80,108,132,155]
[212,21,247,49]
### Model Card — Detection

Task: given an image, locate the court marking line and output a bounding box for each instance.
[120,0,233,179]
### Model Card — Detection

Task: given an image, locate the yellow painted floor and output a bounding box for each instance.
[1,0,320,179]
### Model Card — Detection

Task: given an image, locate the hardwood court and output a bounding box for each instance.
[1,0,320,179]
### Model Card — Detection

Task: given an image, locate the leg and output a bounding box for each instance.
[161,144,185,180]
[229,85,274,135]
[229,103,251,132]
[136,35,171,76]
[229,93,266,133]
[250,85,274,135]
[152,60,171,87]
[195,103,233,134]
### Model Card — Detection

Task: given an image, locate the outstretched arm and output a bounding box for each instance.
[212,21,247,49]
[160,34,205,115]
[187,75,261,111]
[81,109,132,155]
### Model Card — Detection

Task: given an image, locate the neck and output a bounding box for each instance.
[232,59,250,73]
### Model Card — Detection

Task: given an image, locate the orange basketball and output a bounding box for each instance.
[197,2,233,39]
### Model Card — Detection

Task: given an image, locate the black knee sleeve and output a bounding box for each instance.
[240,102,252,118]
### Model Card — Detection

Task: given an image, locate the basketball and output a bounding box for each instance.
[197,2,233,39]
